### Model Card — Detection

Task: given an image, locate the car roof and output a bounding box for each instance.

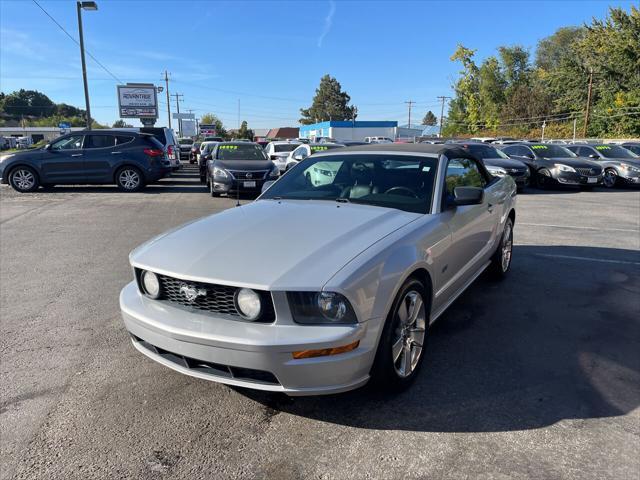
[326,143,471,156]
[269,140,301,145]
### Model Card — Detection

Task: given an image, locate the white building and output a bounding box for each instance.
[0,126,85,144]
[299,121,398,142]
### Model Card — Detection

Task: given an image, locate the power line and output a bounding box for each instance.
[31,0,123,84]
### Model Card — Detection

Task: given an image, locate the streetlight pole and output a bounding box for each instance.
[76,1,97,130]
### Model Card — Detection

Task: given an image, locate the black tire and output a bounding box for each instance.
[115,166,145,192]
[8,166,39,192]
[537,168,553,189]
[489,216,514,279]
[369,277,430,392]
[200,176,206,184]
[602,168,618,188]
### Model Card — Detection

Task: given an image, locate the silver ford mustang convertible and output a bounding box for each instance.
[120,144,516,396]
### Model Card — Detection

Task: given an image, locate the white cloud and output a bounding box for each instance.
[317,0,336,48]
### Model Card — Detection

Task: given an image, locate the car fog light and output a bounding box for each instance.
[141,270,160,298]
[235,288,262,320]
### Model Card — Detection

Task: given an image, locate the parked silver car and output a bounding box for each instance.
[120,144,516,395]
[566,144,640,188]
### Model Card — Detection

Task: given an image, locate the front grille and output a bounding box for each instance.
[228,170,268,180]
[132,335,280,385]
[136,269,275,322]
[576,167,600,176]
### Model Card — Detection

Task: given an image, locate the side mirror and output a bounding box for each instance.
[293,154,303,161]
[261,180,275,194]
[452,186,484,206]
[524,153,535,160]
[589,154,598,159]
[44,144,51,150]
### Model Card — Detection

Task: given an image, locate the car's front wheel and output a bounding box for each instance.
[603,168,618,188]
[489,216,514,279]
[537,168,553,189]
[210,179,219,197]
[116,166,144,192]
[370,278,429,391]
[8,166,39,192]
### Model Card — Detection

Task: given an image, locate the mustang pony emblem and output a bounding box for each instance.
[179,284,207,302]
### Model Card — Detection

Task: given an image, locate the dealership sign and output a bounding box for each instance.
[117,84,158,119]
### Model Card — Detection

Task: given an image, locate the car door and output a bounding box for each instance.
[83,134,117,182]
[439,157,499,295]
[40,135,86,183]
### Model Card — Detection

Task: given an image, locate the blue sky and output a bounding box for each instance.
[0,0,634,129]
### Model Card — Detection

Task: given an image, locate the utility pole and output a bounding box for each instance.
[404,100,415,128]
[437,96,451,138]
[541,121,546,141]
[76,1,97,129]
[171,93,184,136]
[582,67,594,138]
[163,70,171,129]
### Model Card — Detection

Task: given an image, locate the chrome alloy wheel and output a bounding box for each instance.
[12,169,36,190]
[501,221,513,272]
[392,291,426,378]
[119,169,140,190]
[603,169,617,188]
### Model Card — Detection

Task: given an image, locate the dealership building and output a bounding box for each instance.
[299,121,399,142]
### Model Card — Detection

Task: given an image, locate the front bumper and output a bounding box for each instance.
[554,171,602,186]
[120,282,379,395]
[212,177,277,194]
[620,173,640,184]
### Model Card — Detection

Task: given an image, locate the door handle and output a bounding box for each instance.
[487,203,494,213]
[71,153,83,157]
[111,151,122,155]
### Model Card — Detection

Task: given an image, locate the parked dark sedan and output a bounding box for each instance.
[566,144,640,188]
[454,142,530,191]
[0,130,171,192]
[500,143,603,189]
[206,142,279,197]
[621,142,640,156]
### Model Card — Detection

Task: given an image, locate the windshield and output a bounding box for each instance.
[216,144,268,161]
[260,154,438,214]
[531,144,576,158]
[178,139,193,145]
[596,145,639,159]
[461,144,510,159]
[274,144,299,153]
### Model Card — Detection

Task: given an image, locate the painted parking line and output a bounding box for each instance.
[520,223,639,233]
[536,253,640,266]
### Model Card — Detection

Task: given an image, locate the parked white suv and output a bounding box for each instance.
[263,141,301,172]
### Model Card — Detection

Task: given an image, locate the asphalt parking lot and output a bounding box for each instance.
[1,164,639,480]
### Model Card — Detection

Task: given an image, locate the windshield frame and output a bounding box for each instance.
[259,152,440,214]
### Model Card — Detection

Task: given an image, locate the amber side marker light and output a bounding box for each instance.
[292,340,360,359]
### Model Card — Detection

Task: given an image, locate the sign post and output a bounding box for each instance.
[117,83,159,126]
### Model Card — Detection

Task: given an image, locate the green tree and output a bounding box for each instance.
[112,119,133,128]
[535,26,585,72]
[300,74,357,124]
[445,45,481,134]
[1,89,56,117]
[422,111,437,126]
[236,120,254,140]
[199,113,228,138]
[478,56,506,129]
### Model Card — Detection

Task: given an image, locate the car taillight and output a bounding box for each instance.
[167,145,174,156]
[144,148,164,157]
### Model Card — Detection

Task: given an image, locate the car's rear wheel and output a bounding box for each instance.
[370,278,429,391]
[116,166,144,192]
[489,216,514,279]
[603,168,618,188]
[8,166,39,192]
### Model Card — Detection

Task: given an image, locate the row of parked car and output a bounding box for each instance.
[1,129,638,193]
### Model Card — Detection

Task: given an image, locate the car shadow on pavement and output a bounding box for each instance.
[239,244,640,433]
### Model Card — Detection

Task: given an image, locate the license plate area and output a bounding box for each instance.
[243,181,256,188]
[587,177,597,183]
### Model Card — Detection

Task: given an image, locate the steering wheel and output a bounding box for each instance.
[384,186,419,198]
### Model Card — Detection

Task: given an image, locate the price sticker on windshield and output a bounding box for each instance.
[219,145,238,150]
[311,146,328,151]
[532,145,548,150]
[595,145,611,150]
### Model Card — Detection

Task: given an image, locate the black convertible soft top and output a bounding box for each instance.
[326,142,476,159]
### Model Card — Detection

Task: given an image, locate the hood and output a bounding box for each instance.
[482,158,527,169]
[600,158,640,166]
[542,157,601,168]
[130,200,421,290]
[215,159,273,171]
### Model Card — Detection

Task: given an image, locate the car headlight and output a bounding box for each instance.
[213,166,229,178]
[287,291,357,324]
[620,163,640,174]
[554,163,576,173]
[140,270,161,299]
[234,288,262,321]
[269,164,280,178]
[0,154,14,164]
[486,166,508,177]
